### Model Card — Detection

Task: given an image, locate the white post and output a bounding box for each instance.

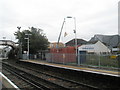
[66,16,77,63]
[78,49,80,65]
[74,17,77,60]
[25,34,32,60]
[28,37,29,60]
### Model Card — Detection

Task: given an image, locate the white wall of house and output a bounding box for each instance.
[78,41,111,54]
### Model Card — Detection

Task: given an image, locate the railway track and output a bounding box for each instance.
[2,69,37,89]
[3,62,99,90]
[16,62,99,89]
[3,65,51,90]
[3,63,69,90]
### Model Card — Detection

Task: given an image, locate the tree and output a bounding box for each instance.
[14,27,49,54]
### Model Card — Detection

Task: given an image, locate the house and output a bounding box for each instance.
[49,42,64,48]
[78,41,111,54]
[65,38,87,46]
[89,34,120,49]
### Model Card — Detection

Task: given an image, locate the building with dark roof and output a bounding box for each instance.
[89,34,120,49]
[78,41,111,54]
[65,38,87,46]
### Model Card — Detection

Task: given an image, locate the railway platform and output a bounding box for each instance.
[0,72,20,90]
[20,59,119,77]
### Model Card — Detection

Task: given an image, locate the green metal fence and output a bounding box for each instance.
[46,53,119,69]
[78,54,119,68]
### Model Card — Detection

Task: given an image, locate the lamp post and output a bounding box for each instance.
[25,34,32,60]
[66,16,77,60]
[117,2,120,72]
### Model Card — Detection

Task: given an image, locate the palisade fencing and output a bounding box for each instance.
[79,54,119,68]
[46,53,76,64]
[22,54,38,60]
[46,53,119,69]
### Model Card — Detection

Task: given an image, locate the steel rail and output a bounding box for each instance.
[3,66,49,90]
[3,63,70,90]
[3,62,100,90]
[19,63,100,90]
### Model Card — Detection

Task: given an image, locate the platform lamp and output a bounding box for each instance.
[66,16,78,62]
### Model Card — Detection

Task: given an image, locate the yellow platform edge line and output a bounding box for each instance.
[21,60,120,76]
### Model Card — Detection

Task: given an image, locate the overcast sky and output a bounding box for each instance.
[0,0,119,43]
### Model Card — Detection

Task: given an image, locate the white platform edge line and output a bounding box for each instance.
[0,72,20,90]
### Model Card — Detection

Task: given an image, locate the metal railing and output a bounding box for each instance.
[22,53,119,69]
[45,53,119,69]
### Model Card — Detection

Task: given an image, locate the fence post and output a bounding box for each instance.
[78,51,80,65]
[98,54,101,68]
[51,53,53,63]
[63,53,65,64]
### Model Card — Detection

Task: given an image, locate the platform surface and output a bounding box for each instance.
[0,72,20,90]
[21,60,120,77]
